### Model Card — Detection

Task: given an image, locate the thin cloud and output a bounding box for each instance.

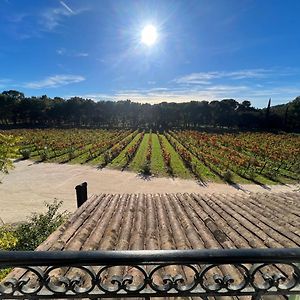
[0,78,12,89]
[56,48,66,55]
[24,75,85,89]
[174,68,300,86]
[5,3,89,39]
[56,49,88,57]
[41,8,71,31]
[174,69,272,85]
[59,1,74,14]
[205,85,249,91]
[0,79,11,84]
[40,3,88,31]
[73,83,299,107]
[75,52,89,57]
[7,13,27,23]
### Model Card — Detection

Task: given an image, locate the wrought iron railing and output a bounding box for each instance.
[0,248,300,299]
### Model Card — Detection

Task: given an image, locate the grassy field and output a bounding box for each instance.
[2,128,299,184]
[150,133,167,176]
[109,132,142,169]
[158,134,192,179]
[129,133,150,172]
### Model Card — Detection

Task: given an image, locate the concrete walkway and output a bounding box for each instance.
[0,160,299,223]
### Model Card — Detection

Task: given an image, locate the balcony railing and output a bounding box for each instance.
[0,248,300,299]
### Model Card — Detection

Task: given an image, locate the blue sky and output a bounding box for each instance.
[0,0,300,107]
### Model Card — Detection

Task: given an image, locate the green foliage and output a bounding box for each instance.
[19,148,31,159]
[68,147,76,160]
[0,226,18,250]
[103,151,111,165]
[0,133,20,173]
[223,170,233,183]
[128,134,150,172]
[140,162,151,176]
[13,200,69,251]
[150,133,167,176]
[0,227,17,280]
[1,89,300,130]
[40,149,49,161]
[159,134,192,179]
[0,201,68,280]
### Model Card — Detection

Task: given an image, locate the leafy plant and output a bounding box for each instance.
[0,226,18,250]
[223,170,233,183]
[68,147,76,160]
[40,149,49,161]
[140,162,151,176]
[13,200,69,251]
[0,226,18,280]
[0,133,20,173]
[0,201,68,280]
[19,148,31,159]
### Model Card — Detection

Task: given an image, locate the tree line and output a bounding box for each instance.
[0,90,299,131]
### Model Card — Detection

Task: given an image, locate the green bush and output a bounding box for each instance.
[223,170,233,183]
[140,162,151,176]
[103,151,111,165]
[68,147,76,160]
[13,200,69,250]
[0,133,21,173]
[0,201,68,251]
[0,226,18,280]
[19,148,31,159]
[40,151,48,161]
[0,201,69,280]
[0,226,18,250]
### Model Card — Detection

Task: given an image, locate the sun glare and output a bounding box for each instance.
[141,25,158,46]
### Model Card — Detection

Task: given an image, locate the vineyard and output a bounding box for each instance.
[1,129,300,184]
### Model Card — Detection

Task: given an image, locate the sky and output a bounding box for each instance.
[0,0,300,107]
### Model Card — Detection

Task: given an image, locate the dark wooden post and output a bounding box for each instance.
[75,182,88,208]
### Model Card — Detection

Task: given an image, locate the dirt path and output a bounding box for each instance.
[0,160,299,223]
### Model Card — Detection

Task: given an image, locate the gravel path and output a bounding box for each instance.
[0,160,299,223]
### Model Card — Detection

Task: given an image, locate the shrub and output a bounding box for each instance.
[0,133,20,173]
[103,151,111,165]
[68,148,76,160]
[0,226,18,280]
[40,151,48,161]
[140,162,151,176]
[0,201,68,280]
[19,148,31,159]
[13,200,69,251]
[0,226,18,250]
[223,170,233,183]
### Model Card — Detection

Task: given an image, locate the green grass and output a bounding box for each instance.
[87,151,106,166]
[151,134,167,176]
[64,146,93,164]
[190,154,224,183]
[109,133,142,169]
[129,133,150,172]
[159,134,192,179]
[165,133,221,182]
[89,131,138,167]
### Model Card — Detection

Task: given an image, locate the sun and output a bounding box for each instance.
[141,25,158,46]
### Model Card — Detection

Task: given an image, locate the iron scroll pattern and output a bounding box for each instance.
[0,249,300,299]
